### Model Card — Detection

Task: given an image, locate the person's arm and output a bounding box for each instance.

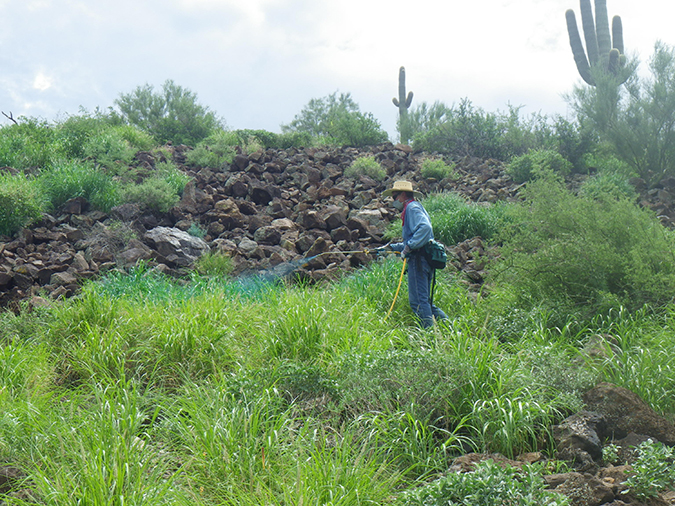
[403,203,433,250]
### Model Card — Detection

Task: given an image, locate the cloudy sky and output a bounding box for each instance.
[1,0,675,140]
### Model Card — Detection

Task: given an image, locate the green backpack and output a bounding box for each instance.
[423,239,447,270]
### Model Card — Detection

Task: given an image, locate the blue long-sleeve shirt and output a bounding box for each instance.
[390,200,434,253]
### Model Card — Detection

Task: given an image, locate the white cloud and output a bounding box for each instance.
[33,71,53,92]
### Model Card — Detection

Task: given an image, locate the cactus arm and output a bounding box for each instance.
[580,0,600,66]
[566,9,594,85]
[405,91,413,108]
[612,15,623,54]
[594,0,611,67]
[392,97,400,106]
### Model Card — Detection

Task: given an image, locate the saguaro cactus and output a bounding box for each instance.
[565,0,627,86]
[392,66,414,144]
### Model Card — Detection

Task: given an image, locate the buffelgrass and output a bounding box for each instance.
[6,257,675,503]
[37,159,120,212]
[420,157,456,180]
[4,385,189,504]
[582,306,675,414]
[162,381,400,504]
[383,192,508,245]
[194,250,233,276]
[0,172,44,236]
[344,155,387,181]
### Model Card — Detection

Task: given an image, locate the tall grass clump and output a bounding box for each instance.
[0,118,62,170]
[384,192,508,246]
[37,160,121,212]
[186,129,237,169]
[344,155,386,181]
[420,157,456,180]
[82,127,138,169]
[506,149,572,183]
[0,172,44,236]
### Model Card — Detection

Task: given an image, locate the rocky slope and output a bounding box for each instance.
[0,143,519,308]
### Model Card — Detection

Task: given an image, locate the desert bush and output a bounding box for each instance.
[0,118,62,170]
[570,42,675,187]
[579,171,637,201]
[121,176,179,213]
[282,91,389,147]
[115,79,222,146]
[194,251,233,277]
[420,157,455,180]
[496,175,675,314]
[0,172,44,236]
[82,128,137,169]
[344,155,386,181]
[232,128,312,148]
[506,149,572,184]
[38,160,120,212]
[186,129,236,169]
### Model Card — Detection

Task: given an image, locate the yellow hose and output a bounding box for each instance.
[386,258,407,320]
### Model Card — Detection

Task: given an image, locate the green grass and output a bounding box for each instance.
[384,192,509,245]
[1,257,675,503]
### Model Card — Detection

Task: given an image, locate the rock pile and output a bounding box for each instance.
[0,143,519,307]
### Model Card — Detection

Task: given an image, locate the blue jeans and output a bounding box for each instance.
[407,253,448,328]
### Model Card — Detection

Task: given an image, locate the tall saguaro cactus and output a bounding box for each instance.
[392,66,414,144]
[565,0,627,86]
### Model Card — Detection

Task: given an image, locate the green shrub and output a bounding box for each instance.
[115,79,222,146]
[83,128,137,169]
[155,161,190,197]
[194,251,233,277]
[344,155,386,181]
[282,91,389,147]
[420,157,455,180]
[397,460,569,506]
[412,99,509,160]
[54,110,123,159]
[0,172,44,236]
[579,171,637,201]
[624,439,675,499]
[122,176,179,213]
[186,130,236,169]
[0,119,62,170]
[506,149,572,184]
[496,175,675,313]
[38,160,121,212]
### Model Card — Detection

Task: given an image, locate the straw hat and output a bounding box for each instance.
[382,180,423,199]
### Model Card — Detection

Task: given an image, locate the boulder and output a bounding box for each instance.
[143,227,209,267]
[583,383,675,445]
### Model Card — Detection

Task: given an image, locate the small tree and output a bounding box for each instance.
[115,80,222,147]
[281,91,388,147]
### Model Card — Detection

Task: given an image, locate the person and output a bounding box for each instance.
[380,180,448,328]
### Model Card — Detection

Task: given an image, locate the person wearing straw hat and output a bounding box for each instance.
[381,180,448,328]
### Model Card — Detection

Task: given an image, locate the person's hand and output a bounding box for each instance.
[401,244,411,259]
[373,242,392,255]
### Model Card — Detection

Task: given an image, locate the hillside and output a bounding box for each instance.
[0,142,517,307]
